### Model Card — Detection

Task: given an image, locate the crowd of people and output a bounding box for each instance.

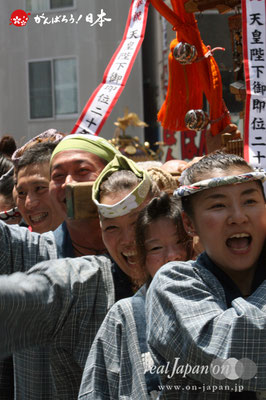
[0,128,265,400]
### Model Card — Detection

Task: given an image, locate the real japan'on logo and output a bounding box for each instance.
[10,10,31,27]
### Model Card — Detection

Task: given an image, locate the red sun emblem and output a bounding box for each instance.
[10,10,31,27]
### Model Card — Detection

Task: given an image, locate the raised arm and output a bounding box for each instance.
[0,255,114,359]
[0,220,57,274]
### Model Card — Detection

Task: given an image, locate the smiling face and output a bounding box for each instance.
[49,150,107,219]
[15,162,63,233]
[100,189,150,283]
[144,217,189,278]
[183,168,266,286]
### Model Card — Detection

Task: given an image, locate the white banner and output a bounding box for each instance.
[243,0,266,168]
[72,0,149,135]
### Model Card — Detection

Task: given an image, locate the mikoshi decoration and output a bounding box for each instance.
[185,109,210,131]
[185,108,243,156]
[173,42,198,64]
[110,108,165,162]
[184,106,230,131]
[228,11,245,120]
[184,0,240,14]
[221,131,243,158]
[150,0,231,135]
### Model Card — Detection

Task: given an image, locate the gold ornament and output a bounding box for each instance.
[110,108,165,161]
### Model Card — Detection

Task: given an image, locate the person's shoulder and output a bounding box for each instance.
[0,219,29,234]
[152,254,219,282]
[147,260,197,300]
[109,295,134,315]
[104,286,148,330]
[39,230,56,243]
[25,255,115,307]
[81,253,112,264]
[71,254,115,306]
[0,219,55,243]
[109,284,147,310]
[46,253,113,271]
[148,256,226,304]
[153,259,197,281]
[27,253,112,280]
[78,254,114,276]
[100,294,138,331]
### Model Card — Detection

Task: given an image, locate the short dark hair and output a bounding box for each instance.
[180,151,261,218]
[15,142,58,178]
[0,154,15,204]
[136,192,193,270]
[0,135,17,158]
[0,175,14,203]
[181,151,253,186]
[0,154,13,177]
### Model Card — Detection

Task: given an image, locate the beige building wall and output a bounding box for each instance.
[0,0,148,145]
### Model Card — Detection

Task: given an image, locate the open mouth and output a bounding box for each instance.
[226,233,252,251]
[30,212,48,224]
[122,251,138,265]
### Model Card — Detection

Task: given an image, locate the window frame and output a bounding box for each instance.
[25,0,76,14]
[27,56,79,121]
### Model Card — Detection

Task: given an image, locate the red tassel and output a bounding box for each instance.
[158,38,203,131]
[152,0,231,135]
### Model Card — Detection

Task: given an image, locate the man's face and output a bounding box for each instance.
[15,162,63,233]
[49,150,107,219]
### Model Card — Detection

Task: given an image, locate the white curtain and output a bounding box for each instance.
[54,59,78,115]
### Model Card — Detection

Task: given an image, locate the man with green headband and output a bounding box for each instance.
[0,132,120,269]
[0,133,120,399]
[49,133,121,258]
[0,154,159,399]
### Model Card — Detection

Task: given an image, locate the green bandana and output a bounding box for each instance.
[93,154,152,218]
[50,134,120,163]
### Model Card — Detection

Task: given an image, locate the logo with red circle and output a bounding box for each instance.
[9,10,31,27]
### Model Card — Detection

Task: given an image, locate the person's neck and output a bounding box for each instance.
[66,217,106,256]
[229,267,256,298]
